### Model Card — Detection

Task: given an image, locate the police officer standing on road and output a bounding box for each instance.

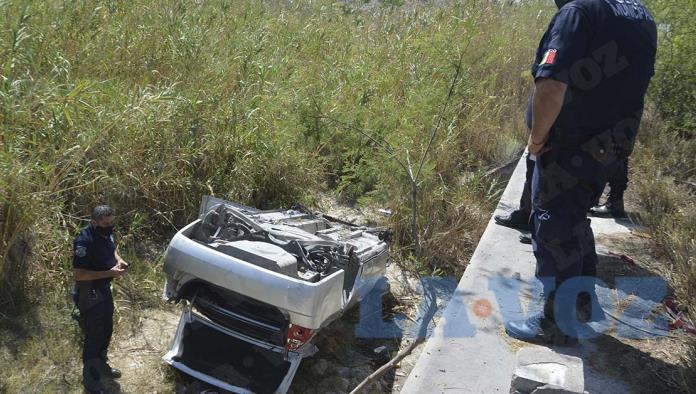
[505,0,657,343]
[73,205,128,393]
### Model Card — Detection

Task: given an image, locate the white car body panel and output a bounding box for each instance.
[161,196,391,393]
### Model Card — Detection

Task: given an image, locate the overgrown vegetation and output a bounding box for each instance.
[0,1,545,390]
[0,0,543,307]
[635,0,696,386]
[0,0,694,392]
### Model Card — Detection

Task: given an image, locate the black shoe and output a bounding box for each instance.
[505,312,550,340]
[494,211,530,231]
[519,234,532,244]
[577,292,606,323]
[100,364,122,379]
[107,366,122,379]
[589,199,626,218]
[505,312,578,346]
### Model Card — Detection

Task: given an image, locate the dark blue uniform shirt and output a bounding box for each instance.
[530,0,657,145]
[73,225,117,288]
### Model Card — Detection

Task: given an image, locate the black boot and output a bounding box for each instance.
[494,210,531,231]
[589,198,626,218]
[83,364,105,394]
[505,311,557,342]
[576,291,606,323]
[504,294,578,346]
[106,366,122,379]
[100,363,122,379]
[519,234,532,244]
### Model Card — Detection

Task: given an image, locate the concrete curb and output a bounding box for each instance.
[400,155,632,393]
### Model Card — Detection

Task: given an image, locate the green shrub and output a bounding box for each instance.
[636,2,696,386]
[646,0,696,140]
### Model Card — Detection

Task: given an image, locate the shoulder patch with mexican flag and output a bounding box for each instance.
[540,49,558,65]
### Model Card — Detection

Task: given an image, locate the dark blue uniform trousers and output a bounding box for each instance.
[522,154,626,216]
[607,158,629,200]
[519,154,535,218]
[74,288,114,389]
[531,149,608,305]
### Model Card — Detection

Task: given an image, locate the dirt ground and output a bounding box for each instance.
[585,230,695,393]
[100,306,180,393]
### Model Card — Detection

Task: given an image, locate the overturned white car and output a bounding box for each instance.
[162,196,390,393]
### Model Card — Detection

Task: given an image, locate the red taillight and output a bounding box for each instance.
[286,324,314,350]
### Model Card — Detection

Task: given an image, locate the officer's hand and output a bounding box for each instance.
[527,134,551,156]
[109,265,127,278]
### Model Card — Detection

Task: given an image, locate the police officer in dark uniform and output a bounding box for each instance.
[505,0,657,343]
[73,205,128,392]
[496,98,627,242]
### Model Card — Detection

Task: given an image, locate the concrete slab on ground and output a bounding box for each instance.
[511,347,584,394]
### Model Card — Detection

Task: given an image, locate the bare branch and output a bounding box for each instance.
[348,338,425,394]
[415,51,466,183]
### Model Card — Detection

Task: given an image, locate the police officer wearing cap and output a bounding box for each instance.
[72,205,128,393]
[505,0,657,343]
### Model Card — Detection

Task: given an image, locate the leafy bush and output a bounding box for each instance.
[646,0,696,140]
[635,0,696,320]
[635,1,696,386]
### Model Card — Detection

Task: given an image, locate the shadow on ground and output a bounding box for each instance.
[557,253,693,394]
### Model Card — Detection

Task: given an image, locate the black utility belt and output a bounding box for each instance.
[554,131,633,164]
[75,282,111,311]
[75,283,111,294]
